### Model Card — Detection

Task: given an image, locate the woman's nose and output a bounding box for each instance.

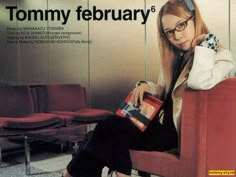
[174,31,183,40]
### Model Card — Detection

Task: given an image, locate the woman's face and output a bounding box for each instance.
[162,14,195,51]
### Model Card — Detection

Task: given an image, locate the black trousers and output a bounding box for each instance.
[66,110,178,177]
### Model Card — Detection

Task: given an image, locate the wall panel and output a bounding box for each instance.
[197,0,229,48]
[89,0,145,110]
[0,0,18,84]
[48,0,89,86]
[17,0,49,84]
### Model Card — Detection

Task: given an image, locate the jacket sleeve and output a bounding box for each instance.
[135,67,165,98]
[146,67,166,98]
[187,46,235,90]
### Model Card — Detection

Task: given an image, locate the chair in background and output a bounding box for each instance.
[130,78,236,177]
[0,83,113,164]
[44,84,113,126]
[0,85,64,137]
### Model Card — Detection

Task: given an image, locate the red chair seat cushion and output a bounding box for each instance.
[0,113,64,129]
[49,108,113,123]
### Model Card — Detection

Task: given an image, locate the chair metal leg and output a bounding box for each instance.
[24,136,31,175]
[0,145,2,165]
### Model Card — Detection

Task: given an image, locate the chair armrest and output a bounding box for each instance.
[180,89,208,176]
[180,78,236,176]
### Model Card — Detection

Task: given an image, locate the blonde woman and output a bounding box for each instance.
[63,0,234,177]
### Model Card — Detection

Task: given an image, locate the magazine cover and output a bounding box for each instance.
[116,92,163,132]
[0,0,236,177]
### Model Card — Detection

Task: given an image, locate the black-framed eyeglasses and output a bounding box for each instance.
[163,15,194,39]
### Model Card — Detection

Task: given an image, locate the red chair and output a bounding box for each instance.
[0,85,64,136]
[44,84,113,125]
[130,78,236,177]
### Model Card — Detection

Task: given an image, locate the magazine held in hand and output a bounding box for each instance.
[116,92,163,132]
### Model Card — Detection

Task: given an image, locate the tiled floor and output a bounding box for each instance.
[2,151,161,177]
[1,139,161,177]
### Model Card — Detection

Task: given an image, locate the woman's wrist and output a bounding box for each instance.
[135,80,147,87]
[135,81,151,93]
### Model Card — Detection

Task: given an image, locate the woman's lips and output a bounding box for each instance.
[179,41,187,47]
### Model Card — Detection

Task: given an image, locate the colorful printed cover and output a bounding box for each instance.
[116,92,163,132]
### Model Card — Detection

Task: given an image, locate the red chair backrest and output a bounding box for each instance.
[0,85,34,117]
[44,84,87,112]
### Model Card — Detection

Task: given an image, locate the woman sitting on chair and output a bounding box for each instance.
[63,0,235,176]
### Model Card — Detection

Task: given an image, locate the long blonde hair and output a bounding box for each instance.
[157,0,209,96]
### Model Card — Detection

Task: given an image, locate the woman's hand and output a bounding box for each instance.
[131,83,150,107]
[191,34,206,48]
